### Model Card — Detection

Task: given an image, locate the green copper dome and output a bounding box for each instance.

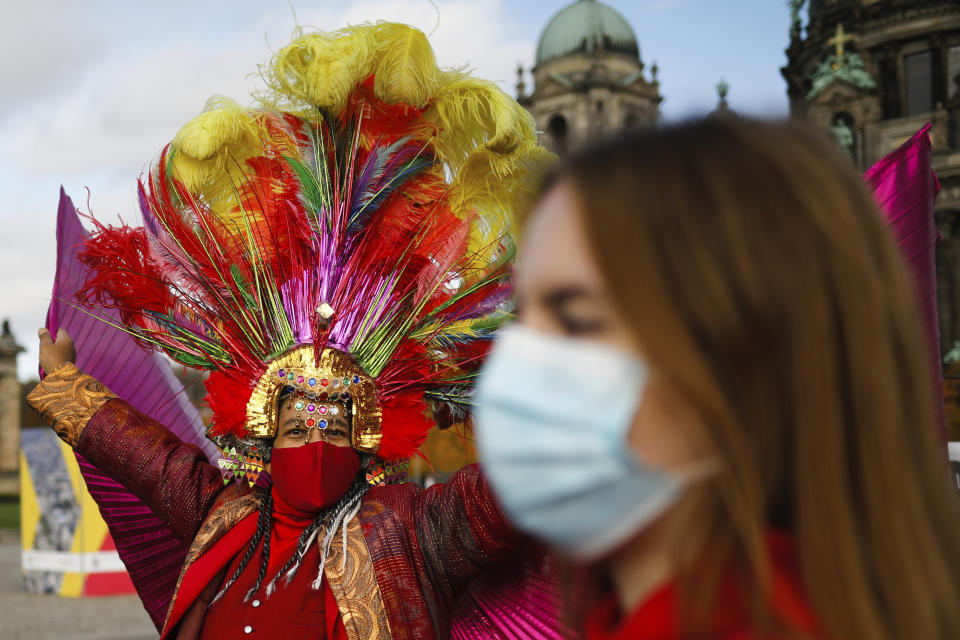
[536,0,640,66]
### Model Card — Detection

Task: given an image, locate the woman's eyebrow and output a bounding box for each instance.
[542,285,601,309]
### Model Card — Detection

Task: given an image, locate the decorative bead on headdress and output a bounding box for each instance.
[75,22,549,470]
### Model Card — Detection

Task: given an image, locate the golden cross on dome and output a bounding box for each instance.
[828,23,854,68]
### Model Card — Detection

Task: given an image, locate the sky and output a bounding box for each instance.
[1,0,793,381]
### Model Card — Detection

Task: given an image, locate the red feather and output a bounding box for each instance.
[77,224,175,326]
[344,76,434,145]
[378,390,432,461]
[205,369,258,438]
[374,340,440,459]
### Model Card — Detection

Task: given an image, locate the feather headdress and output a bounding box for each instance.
[77,22,550,462]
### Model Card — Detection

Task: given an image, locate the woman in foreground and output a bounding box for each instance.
[476,118,960,639]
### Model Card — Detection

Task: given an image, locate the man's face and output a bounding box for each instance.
[273,395,352,449]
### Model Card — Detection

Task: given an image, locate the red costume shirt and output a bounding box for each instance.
[585,534,822,640]
[199,486,348,639]
[27,371,543,640]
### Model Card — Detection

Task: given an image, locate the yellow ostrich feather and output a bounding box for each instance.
[260,22,441,113]
[173,97,261,160]
[449,143,555,257]
[169,97,264,203]
[426,72,538,175]
[170,98,311,228]
[371,23,441,107]
[259,25,379,115]
[185,23,549,249]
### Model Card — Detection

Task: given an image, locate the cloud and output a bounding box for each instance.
[9,45,259,176]
[331,0,531,83]
[0,1,109,120]
[9,0,529,175]
[0,0,532,381]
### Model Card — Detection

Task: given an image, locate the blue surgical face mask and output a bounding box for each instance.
[475,324,709,561]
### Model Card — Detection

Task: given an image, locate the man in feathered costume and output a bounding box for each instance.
[28,23,558,639]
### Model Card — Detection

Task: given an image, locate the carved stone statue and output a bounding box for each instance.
[717,80,730,109]
[830,118,855,160]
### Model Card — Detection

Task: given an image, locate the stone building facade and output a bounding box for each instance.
[517,0,661,155]
[782,0,960,357]
[0,321,24,496]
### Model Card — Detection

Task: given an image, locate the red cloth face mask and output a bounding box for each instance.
[270,441,361,513]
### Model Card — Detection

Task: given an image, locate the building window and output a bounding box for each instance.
[879,57,900,119]
[905,51,933,115]
[547,114,568,156]
[949,45,960,102]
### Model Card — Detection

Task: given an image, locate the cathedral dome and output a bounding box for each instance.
[535,0,640,66]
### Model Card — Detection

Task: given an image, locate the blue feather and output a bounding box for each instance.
[347,137,433,236]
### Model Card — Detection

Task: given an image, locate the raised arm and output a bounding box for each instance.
[410,463,527,597]
[27,329,227,544]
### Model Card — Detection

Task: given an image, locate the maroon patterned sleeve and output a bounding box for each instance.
[76,398,227,544]
[413,464,525,594]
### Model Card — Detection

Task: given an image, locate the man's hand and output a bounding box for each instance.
[38,328,76,375]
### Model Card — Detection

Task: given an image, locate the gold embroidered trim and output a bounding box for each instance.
[246,346,382,454]
[325,513,392,640]
[26,363,117,448]
[162,488,261,633]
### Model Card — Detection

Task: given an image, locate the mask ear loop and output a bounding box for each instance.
[671,458,723,488]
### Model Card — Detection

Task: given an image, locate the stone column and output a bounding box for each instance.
[0,320,24,494]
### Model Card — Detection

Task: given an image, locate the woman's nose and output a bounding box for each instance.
[306,427,326,444]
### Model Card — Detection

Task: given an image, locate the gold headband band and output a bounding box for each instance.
[245,346,382,453]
